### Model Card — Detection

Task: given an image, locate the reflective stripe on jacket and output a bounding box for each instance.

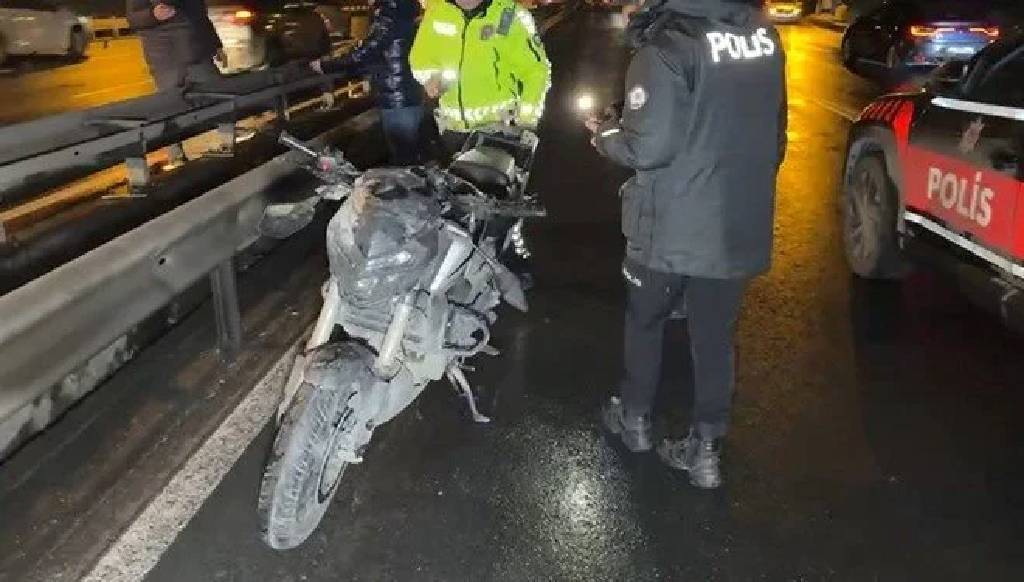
[409,0,551,130]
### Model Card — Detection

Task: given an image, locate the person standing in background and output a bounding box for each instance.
[312,0,425,166]
[126,0,224,91]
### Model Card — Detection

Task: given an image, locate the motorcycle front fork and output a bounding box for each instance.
[277,279,342,421]
[276,278,491,425]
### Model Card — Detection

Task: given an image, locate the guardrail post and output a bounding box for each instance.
[125,156,150,193]
[210,122,237,157]
[210,259,242,362]
[88,118,152,194]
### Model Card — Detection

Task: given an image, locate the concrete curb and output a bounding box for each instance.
[806,14,848,32]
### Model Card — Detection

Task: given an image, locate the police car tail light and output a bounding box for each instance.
[909,25,953,39]
[969,26,1000,39]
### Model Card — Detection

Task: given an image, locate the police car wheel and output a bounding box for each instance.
[843,153,904,279]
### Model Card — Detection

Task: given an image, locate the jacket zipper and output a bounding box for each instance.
[458,15,469,130]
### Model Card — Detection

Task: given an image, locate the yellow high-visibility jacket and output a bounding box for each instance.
[410,0,551,130]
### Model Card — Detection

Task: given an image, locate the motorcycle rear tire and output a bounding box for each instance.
[258,341,378,550]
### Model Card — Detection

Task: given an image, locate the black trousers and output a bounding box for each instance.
[140,26,219,92]
[379,105,426,166]
[619,260,747,439]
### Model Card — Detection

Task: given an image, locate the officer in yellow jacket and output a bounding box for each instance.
[410,0,551,137]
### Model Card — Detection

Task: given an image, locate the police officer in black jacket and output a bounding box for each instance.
[314,0,425,165]
[590,0,787,489]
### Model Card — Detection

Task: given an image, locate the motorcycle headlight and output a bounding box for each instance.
[365,250,414,272]
[354,276,379,292]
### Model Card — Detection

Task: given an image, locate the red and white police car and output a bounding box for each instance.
[842,35,1024,331]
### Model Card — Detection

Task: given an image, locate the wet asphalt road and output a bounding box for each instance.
[142,13,1024,581]
[0,39,155,126]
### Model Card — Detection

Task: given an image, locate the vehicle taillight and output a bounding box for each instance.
[909,25,954,38]
[229,9,254,25]
[969,26,1000,39]
[909,25,937,37]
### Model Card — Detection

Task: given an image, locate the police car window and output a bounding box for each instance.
[972,47,1024,108]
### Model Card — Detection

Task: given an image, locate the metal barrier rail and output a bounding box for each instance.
[0,65,355,206]
[0,115,369,444]
[89,17,131,38]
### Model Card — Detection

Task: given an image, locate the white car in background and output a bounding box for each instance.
[0,0,89,66]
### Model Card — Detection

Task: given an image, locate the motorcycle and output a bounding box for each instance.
[257,128,545,550]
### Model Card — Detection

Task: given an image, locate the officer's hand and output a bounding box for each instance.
[153,3,176,21]
[424,75,443,99]
[310,59,324,75]
[584,116,602,135]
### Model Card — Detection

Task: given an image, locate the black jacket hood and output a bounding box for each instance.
[661,0,758,24]
[627,0,760,47]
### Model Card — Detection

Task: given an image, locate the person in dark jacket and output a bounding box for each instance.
[590,0,787,489]
[313,0,425,165]
[126,0,224,91]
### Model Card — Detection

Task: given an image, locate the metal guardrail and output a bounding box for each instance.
[0,115,369,438]
[89,17,131,38]
[0,65,357,206]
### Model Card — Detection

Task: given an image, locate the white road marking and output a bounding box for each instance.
[80,336,306,582]
[72,80,152,99]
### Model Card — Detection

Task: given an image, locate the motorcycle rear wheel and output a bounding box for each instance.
[258,342,378,550]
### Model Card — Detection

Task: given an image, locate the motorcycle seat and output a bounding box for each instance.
[449,146,516,194]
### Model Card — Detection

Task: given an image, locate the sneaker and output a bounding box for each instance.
[657,430,722,489]
[669,296,688,320]
[601,396,653,453]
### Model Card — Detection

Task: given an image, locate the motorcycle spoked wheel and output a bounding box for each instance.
[258,341,381,550]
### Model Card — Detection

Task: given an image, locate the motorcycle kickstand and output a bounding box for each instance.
[446,365,491,424]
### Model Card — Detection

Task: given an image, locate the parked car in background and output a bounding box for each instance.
[841,0,1001,73]
[841,34,1024,332]
[0,0,90,66]
[765,0,804,23]
[208,0,332,73]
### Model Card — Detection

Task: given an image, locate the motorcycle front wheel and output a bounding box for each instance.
[258,341,381,550]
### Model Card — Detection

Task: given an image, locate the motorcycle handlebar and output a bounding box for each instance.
[278,132,320,160]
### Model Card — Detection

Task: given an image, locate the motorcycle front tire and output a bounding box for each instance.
[258,341,380,550]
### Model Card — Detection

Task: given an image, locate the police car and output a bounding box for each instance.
[842,34,1024,331]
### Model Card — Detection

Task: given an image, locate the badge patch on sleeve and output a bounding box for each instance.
[628,85,647,110]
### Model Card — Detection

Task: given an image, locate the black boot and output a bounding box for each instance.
[601,396,653,453]
[657,429,722,489]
